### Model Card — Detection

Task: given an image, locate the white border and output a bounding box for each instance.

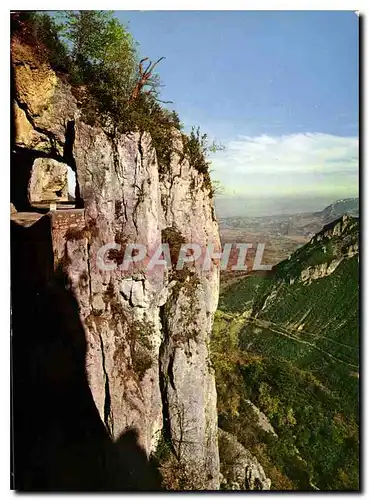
[3,2,367,10]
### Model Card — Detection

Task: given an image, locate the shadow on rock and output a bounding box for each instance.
[11,219,162,491]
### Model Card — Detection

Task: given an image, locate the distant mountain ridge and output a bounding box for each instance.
[314,198,359,223]
[219,197,359,239]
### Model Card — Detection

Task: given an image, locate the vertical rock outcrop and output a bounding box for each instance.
[69,124,220,488]
[12,35,220,489]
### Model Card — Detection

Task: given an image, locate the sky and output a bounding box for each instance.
[113,10,358,215]
[65,11,359,215]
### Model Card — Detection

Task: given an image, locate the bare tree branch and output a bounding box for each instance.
[129,56,166,103]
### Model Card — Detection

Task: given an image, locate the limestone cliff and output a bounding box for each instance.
[11,35,220,489]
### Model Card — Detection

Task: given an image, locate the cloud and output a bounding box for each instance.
[210,132,358,198]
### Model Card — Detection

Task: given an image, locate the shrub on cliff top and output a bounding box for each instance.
[11,11,222,195]
[56,11,138,118]
[182,127,225,195]
[11,11,70,70]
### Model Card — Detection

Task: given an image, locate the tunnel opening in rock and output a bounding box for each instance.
[66,165,77,203]
[64,120,84,208]
[11,148,38,212]
[28,157,70,206]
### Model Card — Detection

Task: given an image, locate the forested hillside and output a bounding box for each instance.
[212,215,359,490]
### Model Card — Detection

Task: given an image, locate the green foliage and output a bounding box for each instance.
[211,312,251,418]
[161,226,186,268]
[182,127,210,174]
[153,431,173,463]
[57,11,135,67]
[126,95,182,171]
[181,127,225,195]
[51,11,137,124]
[212,223,359,490]
[128,319,154,380]
[239,354,359,490]
[218,274,274,313]
[11,11,70,70]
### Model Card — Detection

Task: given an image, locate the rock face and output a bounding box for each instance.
[312,214,358,243]
[11,36,220,489]
[299,258,344,284]
[244,400,278,438]
[11,36,78,155]
[28,157,69,203]
[218,429,271,490]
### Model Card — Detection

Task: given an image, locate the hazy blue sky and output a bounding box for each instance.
[116,11,359,214]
